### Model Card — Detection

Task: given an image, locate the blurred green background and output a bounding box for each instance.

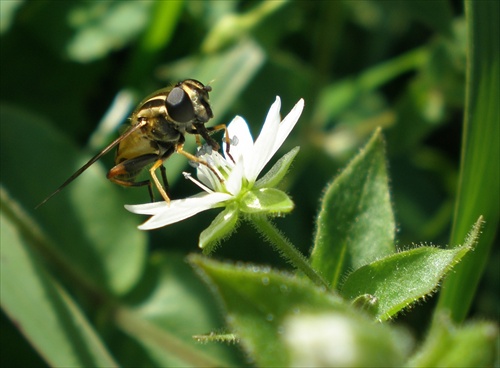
[1,1,497,366]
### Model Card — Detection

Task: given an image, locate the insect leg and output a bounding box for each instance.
[175,142,225,182]
[107,154,158,201]
[206,124,231,146]
[195,134,202,147]
[209,123,234,162]
[192,123,220,151]
[160,164,169,195]
[108,175,155,201]
[148,159,171,204]
[151,143,177,202]
[195,123,234,163]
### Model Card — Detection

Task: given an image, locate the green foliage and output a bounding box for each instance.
[189,255,407,367]
[435,0,500,323]
[1,205,118,367]
[200,204,239,254]
[408,314,498,367]
[341,231,477,321]
[255,146,300,189]
[311,128,395,288]
[1,106,146,295]
[1,1,497,367]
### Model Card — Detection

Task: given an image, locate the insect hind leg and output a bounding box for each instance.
[107,153,163,202]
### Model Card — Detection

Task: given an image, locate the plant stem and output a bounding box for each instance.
[249,215,330,290]
[115,307,225,367]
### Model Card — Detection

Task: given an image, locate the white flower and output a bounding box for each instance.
[125,97,304,248]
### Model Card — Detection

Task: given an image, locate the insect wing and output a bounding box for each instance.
[36,120,147,208]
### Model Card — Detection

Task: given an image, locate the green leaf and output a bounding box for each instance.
[199,205,240,254]
[379,0,454,38]
[341,218,482,321]
[436,0,500,322]
[122,0,184,86]
[189,255,407,367]
[201,0,287,53]
[66,1,154,62]
[0,0,23,34]
[408,314,498,367]
[241,188,294,214]
[0,105,146,295]
[1,204,118,367]
[112,253,241,367]
[311,128,395,289]
[313,48,428,128]
[255,146,300,189]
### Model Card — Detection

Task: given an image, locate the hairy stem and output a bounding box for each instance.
[248,215,329,290]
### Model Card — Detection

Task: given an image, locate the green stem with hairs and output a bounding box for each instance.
[248,215,330,290]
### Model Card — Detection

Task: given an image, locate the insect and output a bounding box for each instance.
[37,79,229,208]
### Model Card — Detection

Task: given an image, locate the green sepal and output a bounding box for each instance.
[240,188,294,214]
[199,204,239,254]
[255,147,300,189]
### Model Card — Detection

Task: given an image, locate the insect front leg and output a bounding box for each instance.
[192,123,234,163]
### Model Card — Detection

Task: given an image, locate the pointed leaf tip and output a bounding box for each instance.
[311,128,395,289]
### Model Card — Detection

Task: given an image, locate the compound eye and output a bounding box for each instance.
[165,87,195,123]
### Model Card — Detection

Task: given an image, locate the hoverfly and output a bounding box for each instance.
[37,79,229,208]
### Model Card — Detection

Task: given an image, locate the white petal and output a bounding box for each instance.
[224,116,253,164]
[125,192,232,230]
[124,201,171,215]
[272,99,304,154]
[245,97,282,182]
[196,164,218,191]
[225,156,244,195]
